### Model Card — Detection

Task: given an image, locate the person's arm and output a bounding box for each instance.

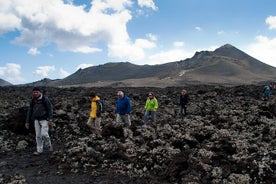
[154,98,158,111]
[115,99,119,114]
[145,99,149,109]
[25,100,33,129]
[45,97,54,125]
[126,98,131,114]
[45,97,53,122]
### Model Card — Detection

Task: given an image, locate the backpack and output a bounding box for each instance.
[96,100,105,117]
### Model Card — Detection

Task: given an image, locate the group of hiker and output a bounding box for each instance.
[24,82,275,155]
[24,83,274,155]
[24,87,189,155]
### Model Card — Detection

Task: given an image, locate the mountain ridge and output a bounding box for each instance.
[0,78,13,86]
[25,44,276,87]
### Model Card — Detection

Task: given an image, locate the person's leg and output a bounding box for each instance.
[34,120,43,153]
[86,117,93,128]
[116,114,122,123]
[180,106,184,119]
[184,105,187,115]
[144,111,149,125]
[123,115,131,126]
[40,120,52,151]
[95,117,102,135]
[151,111,156,126]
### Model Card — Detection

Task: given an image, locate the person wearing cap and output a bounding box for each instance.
[86,93,102,136]
[116,91,131,126]
[144,92,159,127]
[25,87,54,155]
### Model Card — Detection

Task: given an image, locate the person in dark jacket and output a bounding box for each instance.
[25,87,53,155]
[116,91,131,126]
[179,89,189,119]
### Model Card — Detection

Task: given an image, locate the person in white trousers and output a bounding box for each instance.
[25,87,54,155]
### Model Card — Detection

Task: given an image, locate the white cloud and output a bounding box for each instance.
[108,38,156,61]
[195,26,202,31]
[0,67,5,76]
[0,0,155,60]
[148,49,194,65]
[265,16,276,30]
[174,41,184,47]
[146,33,157,41]
[59,68,70,78]
[76,63,93,70]
[71,46,102,54]
[0,63,25,84]
[246,35,276,67]
[33,65,55,78]
[0,13,21,34]
[28,47,41,55]
[217,30,225,35]
[134,38,156,49]
[6,63,21,75]
[137,0,158,10]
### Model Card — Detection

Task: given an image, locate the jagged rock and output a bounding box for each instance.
[0,85,275,183]
[16,140,28,150]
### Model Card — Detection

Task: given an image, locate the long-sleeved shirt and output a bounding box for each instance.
[26,94,53,123]
[89,96,100,118]
[116,95,131,115]
[145,97,158,111]
[180,94,189,107]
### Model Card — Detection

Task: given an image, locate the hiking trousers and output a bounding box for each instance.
[144,110,156,125]
[116,114,131,126]
[87,117,102,134]
[180,105,187,118]
[34,120,52,153]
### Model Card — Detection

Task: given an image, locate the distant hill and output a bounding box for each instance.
[29,44,276,87]
[0,78,12,86]
[24,78,61,87]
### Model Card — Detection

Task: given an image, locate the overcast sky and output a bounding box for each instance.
[0,0,276,84]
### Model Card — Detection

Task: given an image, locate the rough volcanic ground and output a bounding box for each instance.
[0,85,275,184]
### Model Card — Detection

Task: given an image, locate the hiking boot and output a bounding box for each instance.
[33,151,42,155]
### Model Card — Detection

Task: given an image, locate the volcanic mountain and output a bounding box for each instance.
[0,78,12,86]
[32,44,276,87]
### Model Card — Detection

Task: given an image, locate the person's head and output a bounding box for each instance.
[181,89,187,95]
[89,92,96,100]
[117,91,124,98]
[148,92,154,99]
[90,92,96,97]
[32,87,41,99]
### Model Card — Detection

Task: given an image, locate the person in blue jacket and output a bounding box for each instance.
[116,91,131,126]
[263,85,271,101]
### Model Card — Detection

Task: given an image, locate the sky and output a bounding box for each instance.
[0,0,276,85]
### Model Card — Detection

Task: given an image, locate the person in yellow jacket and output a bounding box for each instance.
[86,93,102,135]
[144,92,158,127]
